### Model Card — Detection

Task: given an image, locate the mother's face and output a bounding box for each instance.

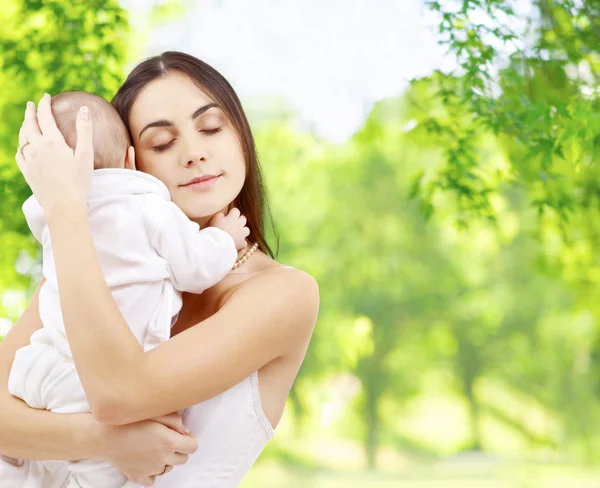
[128,71,246,222]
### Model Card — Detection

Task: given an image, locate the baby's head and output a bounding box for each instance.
[51,91,130,169]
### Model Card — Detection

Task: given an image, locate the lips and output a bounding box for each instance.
[181,174,221,187]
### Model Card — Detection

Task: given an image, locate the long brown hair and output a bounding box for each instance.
[111,51,277,257]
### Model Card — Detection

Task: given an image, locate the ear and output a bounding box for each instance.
[124,146,136,170]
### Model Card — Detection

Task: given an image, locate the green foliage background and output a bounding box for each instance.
[3,0,600,485]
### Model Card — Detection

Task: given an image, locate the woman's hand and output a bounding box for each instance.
[96,413,197,486]
[16,94,94,211]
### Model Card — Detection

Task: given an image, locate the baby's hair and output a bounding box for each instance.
[51,91,130,169]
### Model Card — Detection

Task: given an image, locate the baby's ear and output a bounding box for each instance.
[124,146,136,170]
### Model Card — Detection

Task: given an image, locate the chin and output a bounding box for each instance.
[173,184,242,221]
[178,199,229,221]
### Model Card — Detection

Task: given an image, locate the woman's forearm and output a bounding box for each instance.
[45,201,145,417]
[0,276,103,461]
[0,391,102,461]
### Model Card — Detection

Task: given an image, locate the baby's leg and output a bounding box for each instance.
[9,342,90,414]
[0,456,45,488]
[65,461,129,488]
[41,461,70,488]
[9,344,129,487]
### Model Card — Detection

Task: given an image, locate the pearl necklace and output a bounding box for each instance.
[232,243,259,270]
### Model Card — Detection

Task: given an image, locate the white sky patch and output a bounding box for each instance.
[121,0,449,141]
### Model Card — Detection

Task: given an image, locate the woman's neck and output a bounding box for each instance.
[193,204,231,228]
[194,216,212,228]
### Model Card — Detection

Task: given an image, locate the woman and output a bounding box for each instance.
[0,51,319,487]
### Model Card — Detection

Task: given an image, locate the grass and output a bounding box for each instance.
[239,374,600,487]
[238,435,600,488]
[240,459,600,488]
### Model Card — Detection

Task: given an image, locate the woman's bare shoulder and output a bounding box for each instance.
[226,261,320,329]
[251,262,318,296]
[227,264,319,427]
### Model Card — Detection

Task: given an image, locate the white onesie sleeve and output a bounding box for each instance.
[21,195,46,243]
[145,198,238,294]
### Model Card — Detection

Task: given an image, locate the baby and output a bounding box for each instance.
[0,92,246,488]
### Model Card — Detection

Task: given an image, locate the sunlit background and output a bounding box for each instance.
[2,0,600,486]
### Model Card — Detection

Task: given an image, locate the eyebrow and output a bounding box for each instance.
[138,103,219,139]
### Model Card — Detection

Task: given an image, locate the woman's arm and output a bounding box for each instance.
[0,280,198,484]
[18,95,319,426]
[0,279,100,460]
[50,202,317,424]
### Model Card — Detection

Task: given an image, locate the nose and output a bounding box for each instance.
[180,137,208,167]
[184,153,206,167]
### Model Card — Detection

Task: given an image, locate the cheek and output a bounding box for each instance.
[137,153,168,180]
[223,140,246,179]
[239,161,247,182]
[228,157,246,190]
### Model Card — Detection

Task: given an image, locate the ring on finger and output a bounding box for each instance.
[18,141,31,157]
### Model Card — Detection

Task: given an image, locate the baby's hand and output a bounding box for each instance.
[209,208,250,250]
[1,455,24,467]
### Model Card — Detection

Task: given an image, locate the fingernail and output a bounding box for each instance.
[80,106,89,120]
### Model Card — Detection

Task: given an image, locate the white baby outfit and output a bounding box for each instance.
[0,372,275,488]
[1,169,237,488]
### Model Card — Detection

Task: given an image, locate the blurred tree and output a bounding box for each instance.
[0,0,129,316]
[1,0,599,469]
[257,85,579,462]
[418,0,600,225]
[415,0,600,459]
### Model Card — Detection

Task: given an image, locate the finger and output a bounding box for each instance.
[37,93,64,141]
[228,207,241,218]
[74,106,94,164]
[22,102,42,143]
[21,142,34,160]
[169,431,198,454]
[19,120,27,146]
[18,104,28,145]
[209,212,225,226]
[15,149,26,176]
[166,453,189,467]
[239,215,247,226]
[243,227,250,237]
[1,455,24,467]
[160,465,174,475]
[132,474,156,486]
[151,413,187,434]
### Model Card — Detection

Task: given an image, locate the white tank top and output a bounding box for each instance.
[145,371,275,488]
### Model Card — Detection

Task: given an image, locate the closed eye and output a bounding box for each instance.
[153,128,221,152]
[201,128,223,135]
[153,140,175,153]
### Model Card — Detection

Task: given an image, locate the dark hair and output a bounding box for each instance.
[111,51,277,258]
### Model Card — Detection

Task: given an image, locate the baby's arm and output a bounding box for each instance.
[147,199,238,293]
